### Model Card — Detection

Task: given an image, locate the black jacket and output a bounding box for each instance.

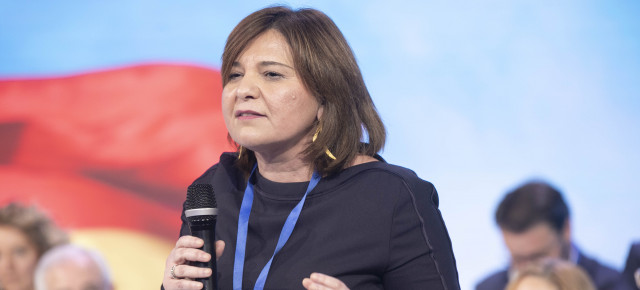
[616,242,640,290]
[476,250,620,290]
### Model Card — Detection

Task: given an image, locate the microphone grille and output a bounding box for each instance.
[185,184,217,210]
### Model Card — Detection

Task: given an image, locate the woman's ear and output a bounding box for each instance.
[562,219,571,243]
[317,105,324,121]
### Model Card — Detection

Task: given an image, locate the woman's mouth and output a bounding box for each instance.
[236,110,264,119]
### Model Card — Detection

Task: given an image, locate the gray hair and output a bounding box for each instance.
[34,244,113,290]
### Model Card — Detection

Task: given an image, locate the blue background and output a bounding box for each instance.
[2,1,639,289]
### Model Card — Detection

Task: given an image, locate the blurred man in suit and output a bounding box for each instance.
[617,242,640,290]
[476,181,620,290]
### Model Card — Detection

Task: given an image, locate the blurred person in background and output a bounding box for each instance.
[476,181,620,290]
[505,258,596,290]
[0,203,68,290]
[616,242,640,290]
[34,244,113,290]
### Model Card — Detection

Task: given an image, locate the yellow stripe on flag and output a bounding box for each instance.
[70,228,173,290]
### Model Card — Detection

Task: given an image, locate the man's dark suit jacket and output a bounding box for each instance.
[476,250,620,290]
[616,242,640,290]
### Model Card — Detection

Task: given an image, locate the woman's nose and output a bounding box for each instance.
[235,75,260,100]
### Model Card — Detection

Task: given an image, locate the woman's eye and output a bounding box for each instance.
[228,73,242,80]
[264,71,284,79]
[13,247,27,256]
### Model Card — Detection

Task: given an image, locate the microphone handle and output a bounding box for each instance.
[190,221,218,290]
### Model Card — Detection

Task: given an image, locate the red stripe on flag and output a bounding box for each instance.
[0,64,231,239]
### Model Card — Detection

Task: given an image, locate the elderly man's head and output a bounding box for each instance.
[34,244,112,290]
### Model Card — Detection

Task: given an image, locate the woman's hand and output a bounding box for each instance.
[162,236,225,290]
[302,273,350,290]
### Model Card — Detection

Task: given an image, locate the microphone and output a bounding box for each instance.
[185,184,218,290]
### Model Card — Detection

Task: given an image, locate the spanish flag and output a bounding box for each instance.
[0,63,231,289]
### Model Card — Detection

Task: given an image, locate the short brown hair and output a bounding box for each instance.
[222,6,386,177]
[0,203,68,257]
[505,259,596,290]
[495,181,569,233]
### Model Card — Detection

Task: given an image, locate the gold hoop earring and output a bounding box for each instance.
[238,145,244,160]
[312,125,336,160]
[312,126,320,142]
[325,148,337,160]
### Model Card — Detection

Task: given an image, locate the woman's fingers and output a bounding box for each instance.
[170,236,211,265]
[163,263,206,290]
[163,236,224,290]
[172,264,212,279]
[302,273,349,290]
[164,279,203,290]
[173,247,211,264]
[216,240,225,260]
[176,235,205,249]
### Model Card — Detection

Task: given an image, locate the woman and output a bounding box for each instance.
[505,259,596,290]
[162,6,459,290]
[0,203,68,290]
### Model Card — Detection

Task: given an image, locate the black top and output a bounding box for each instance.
[177,152,460,289]
[616,242,640,290]
[475,249,621,290]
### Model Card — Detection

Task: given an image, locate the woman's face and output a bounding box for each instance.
[0,226,39,290]
[222,29,322,157]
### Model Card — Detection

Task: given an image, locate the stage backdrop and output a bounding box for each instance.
[1,1,639,289]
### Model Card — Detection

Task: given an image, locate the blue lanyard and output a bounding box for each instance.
[233,165,321,290]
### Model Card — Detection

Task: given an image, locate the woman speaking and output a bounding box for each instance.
[162,6,460,290]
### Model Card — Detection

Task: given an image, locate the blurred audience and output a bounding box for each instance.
[0,203,68,290]
[617,242,640,290]
[476,180,620,290]
[34,244,113,290]
[505,258,596,290]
